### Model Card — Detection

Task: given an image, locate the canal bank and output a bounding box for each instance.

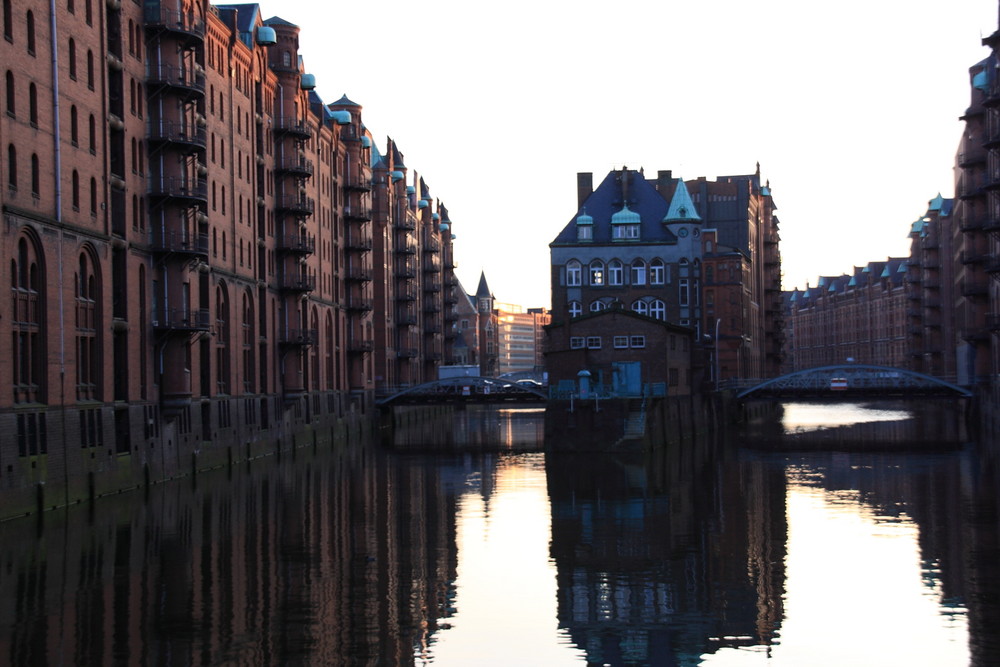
[1,394,376,522]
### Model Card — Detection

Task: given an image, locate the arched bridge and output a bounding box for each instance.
[735,364,973,401]
[378,376,549,406]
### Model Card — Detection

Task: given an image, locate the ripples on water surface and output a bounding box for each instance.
[0,403,996,665]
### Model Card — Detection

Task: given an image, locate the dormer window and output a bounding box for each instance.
[577,225,592,241]
[612,224,640,240]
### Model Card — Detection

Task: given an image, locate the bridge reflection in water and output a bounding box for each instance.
[0,405,995,665]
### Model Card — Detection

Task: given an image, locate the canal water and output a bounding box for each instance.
[0,402,997,666]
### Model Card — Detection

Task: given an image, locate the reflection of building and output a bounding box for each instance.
[546,447,787,664]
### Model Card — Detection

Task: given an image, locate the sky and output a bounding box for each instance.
[252,0,1000,308]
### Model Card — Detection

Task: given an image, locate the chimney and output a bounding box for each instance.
[577,172,593,209]
[656,170,672,195]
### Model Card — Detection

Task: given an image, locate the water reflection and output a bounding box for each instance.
[0,405,997,665]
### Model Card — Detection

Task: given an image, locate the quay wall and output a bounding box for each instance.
[0,392,374,522]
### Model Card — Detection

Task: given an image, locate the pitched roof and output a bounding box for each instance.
[475,271,492,299]
[662,178,701,223]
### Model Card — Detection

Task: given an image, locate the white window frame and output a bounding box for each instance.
[567,260,582,286]
[608,259,623,285]
[590,300,606,313]
[586,336,602,349]
[631,260,646,285]
[631,300,648,316]
[613,335,628,349]
[568,301,582,318]
[630,335,646,348]
[577,225,592,242]
[650,259,665,285]
[570,336,585,349]
[650,299,666,320]
[589,260,605,286]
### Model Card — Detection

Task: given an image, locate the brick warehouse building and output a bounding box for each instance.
[0,1,458,512]
[548,166,783,389]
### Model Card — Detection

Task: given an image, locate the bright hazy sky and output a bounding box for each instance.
[253,0,999,308]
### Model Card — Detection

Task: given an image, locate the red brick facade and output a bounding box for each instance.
[0,1,457,509]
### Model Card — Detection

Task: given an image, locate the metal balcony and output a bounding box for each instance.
[150,230,209,259]
[345,234,372,252]
[279,328,317,346]
[397,243,417,255]
[273,117,312,139]
[275,157,315,177]
[280,273,316,293]
[152,307,210,332]
[277,194,315,215]
[423,281,442,293]
[344,177,372,192]
[397,348,419,359]
[345,296,373,311]
[147,177,208,204]
[146,64,205,97]
[147,120,207,149]
[348,340,374,353]
[961,280,989,297]
[143,6,205,41]
[277,233,315,255]
[346,266,372,282]
[345,207,372,222]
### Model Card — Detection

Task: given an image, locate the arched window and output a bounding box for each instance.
[631,259,646,286]
[608,259,623,286]
[71,169,80,209]
[650,299,666,321]
[86,49,93,89]
[139,265,147,399]
[568,301,582,318]
[28,82,36,126]
[215,284,230,394]
[325,312,334,390]
[75,248,100,400]
[650,259,665,285]
[5,70,14,115]
[282,51,291,67]
[310,307,320,390]
[84,0,91,25]
[70,105,79,145]
[68,38,76,79]
[589,259,604,286]
[590,300,606,313]
[631,300,649,316]
[3,0,11,41]
[30,153,39,196]
[26,11,34,55]
[242,290,255,393]
[88,114,95,152]
[11,234,45,403]
[566,259,581,287]
[89,177,96,215]
[7,143,15,189]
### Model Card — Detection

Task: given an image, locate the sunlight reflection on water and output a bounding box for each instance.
[781,402,913,434]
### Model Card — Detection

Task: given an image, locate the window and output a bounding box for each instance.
[612,224,640,240]
[5,70,13,115]
[590,300,606,312]
[3,0,11,41]
[631,300,648,316]
[30,153,39,196]
[86,50,93,89]
[76,250,100,399]
[613,336,628,349]
[650,259,665,285]
[26,11,34,54]
[88,114,95,153]
[68,38,76,80]
[586,336,602,349]
[71,169,79,209]
[89,177,96,215]
[85,0,91,25]
[70,105,78,145]
[12,236,45,403]
[6,143,15,189]
[608,259,623,285]
[566,260,581,286]
[630,335,646,348]
[650,299,665,321]
[669,368,679,387]
[577,225,592,242]
[282,51,291,67]
[570,336,585,350]
[679,278,690,306]
[568,301,582,318]
[589,260,604,286]
[28,83,36,126]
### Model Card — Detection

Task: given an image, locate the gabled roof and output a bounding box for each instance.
[332,94,361,107]
[263,16,297,27]
[550,169,677,245]
[662,178,701,223]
